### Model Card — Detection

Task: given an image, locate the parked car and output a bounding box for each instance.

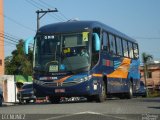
[17,83,36,104]
[0,87,3,106]
[134,81,147,97]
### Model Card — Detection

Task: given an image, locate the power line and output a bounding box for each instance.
[4,14,36,32]
[4,32,21,40]
[26,0,41,9]
[0,35,19,44]
[133,37,160,40]
[0,33,19,43]
[1,33,19,42]
[0,33,33,48]
[26,0,64,22]
[38,0,69,21]
[36,9,58,31]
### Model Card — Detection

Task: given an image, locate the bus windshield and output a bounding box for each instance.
[34,33,90,73]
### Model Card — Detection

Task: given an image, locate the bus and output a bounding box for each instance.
[25,20,140,103]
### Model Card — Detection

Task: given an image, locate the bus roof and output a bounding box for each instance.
[38,20,137,43]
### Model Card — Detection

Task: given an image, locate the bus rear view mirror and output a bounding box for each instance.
[93,33,100,51]
[24,37,34,54]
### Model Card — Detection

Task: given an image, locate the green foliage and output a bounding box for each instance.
[5,40,33,75]
[142,52,153,64]
[148,90,160,97]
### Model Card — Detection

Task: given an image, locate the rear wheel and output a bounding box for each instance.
[126,81,133,99]
[50,96,61,104]
[95,80,107,102]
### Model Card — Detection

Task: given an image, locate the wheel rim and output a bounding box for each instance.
[130,85,133,96]
[102,84,106,99]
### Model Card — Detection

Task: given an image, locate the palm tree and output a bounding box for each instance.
[141,52,153,88]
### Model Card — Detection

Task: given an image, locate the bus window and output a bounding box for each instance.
[128,42,134,58]
[133,44,139,58]
[116,37,123,56]
[109,34,116,54]
[102,32,109,51]
[122,40,129,57]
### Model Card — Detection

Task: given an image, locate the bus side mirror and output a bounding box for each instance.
[92,33,100,51]
[24,37,34,54]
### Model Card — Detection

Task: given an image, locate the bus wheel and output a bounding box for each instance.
[96,80,106,102]
[26,100,30,104]
[86,96,94,102]
[49,96,60,104]
[126,81,133,99]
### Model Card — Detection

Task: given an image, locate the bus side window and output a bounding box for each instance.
[109,34,116,54]
[128,42,134,58]
[116,37,123,56]
[122,40,129,57]
[133,44,139,59]
[102,32,109,51]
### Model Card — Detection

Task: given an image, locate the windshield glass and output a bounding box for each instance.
[34,32,90,73]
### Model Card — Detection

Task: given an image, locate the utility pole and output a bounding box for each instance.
[36,9,58,32]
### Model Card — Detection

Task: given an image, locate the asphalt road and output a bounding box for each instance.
[0,97,160,120]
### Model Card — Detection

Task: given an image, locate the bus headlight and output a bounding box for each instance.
[74,75,92,83]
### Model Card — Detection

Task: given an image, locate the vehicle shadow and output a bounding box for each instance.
[139,97,160,103]
[148,106,160,109]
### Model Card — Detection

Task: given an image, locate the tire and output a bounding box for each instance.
[142,92,147,98]
[26,100,30,104]
[126,81,133,99]
[50,96,61,104]
[95,80,107,102]
[119,94,126,99]
[86,96,94,102]
[18,99,24,104]
[0,96,2,106]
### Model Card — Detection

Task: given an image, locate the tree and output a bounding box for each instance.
[141,52,153,88]
[5,40,33,75]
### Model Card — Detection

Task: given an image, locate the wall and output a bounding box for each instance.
[0,75,33,102]
[0,0,4,75]
[0,75,16,102]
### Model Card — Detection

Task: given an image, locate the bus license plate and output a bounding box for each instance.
[55,89,65,93]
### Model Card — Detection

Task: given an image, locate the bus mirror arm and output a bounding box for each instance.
[92,33,100,51]
[24,37,34,54]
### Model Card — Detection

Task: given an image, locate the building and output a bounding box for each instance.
[140,62,160,90]
[0,0,4,75]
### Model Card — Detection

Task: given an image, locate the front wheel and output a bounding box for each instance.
[86,96,94,102]
[26,100,30,104]
[126,81,133,99]
[95,81,107,102]
[49,96,61,104]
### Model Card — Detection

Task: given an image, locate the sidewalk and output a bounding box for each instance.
[2,102,17,106]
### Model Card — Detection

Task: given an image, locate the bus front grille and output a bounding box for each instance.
[42,81,79,87]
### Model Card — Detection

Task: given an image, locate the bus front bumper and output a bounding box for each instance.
[33,80,92,97]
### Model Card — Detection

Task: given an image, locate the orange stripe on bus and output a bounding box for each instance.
[92,74,103,77]
[107,58,131,79]
[55,76,71,83]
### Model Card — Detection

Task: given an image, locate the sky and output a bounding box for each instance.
[4,0,160,60]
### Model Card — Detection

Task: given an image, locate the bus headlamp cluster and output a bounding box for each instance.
[74,75,92,83]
